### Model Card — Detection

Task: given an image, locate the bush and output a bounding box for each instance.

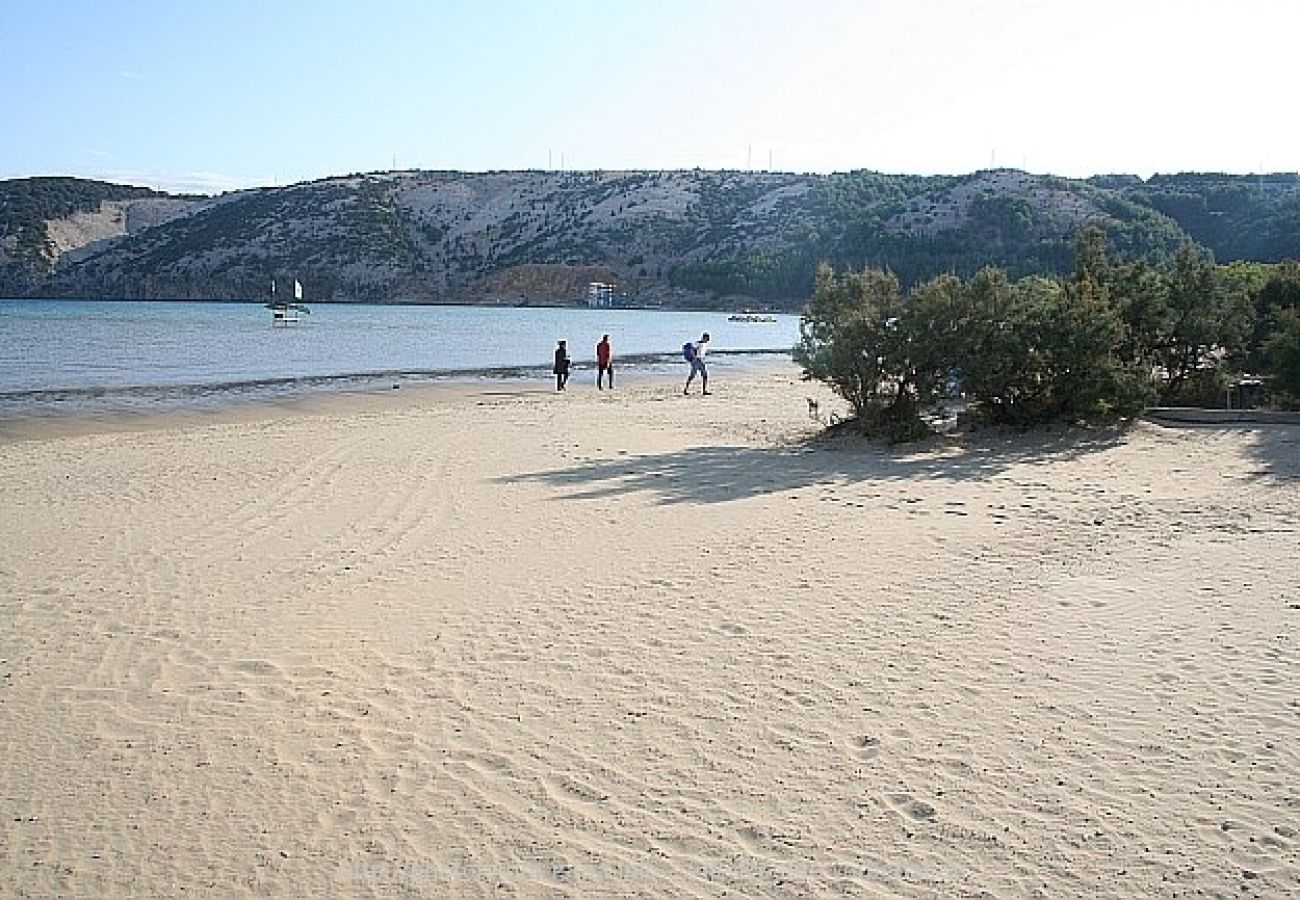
[795,264,944,440]
[1263,308,1300,407]
[797,239,1158,441]
[953,269,1152,426]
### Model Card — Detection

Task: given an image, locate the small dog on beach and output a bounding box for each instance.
[806,397,820,421]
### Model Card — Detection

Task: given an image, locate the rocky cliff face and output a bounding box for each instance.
[46,197,201,265]
[0,178,206,295]
[4,169,1298,307]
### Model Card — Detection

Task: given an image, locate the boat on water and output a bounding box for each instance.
[728,312,777,323]
[266,278,309,325]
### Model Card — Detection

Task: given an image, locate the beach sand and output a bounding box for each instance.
[1,364,1297,898]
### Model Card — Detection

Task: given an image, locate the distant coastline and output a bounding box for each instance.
[4,170,1297,309]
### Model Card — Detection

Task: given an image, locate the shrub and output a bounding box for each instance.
[798,251,1157,441]
[1263,308,1300,407]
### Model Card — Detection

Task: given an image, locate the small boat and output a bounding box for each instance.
[266,278,309,325]
[728,312,777,323]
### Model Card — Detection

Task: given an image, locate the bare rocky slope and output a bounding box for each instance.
[3,169,1298,308]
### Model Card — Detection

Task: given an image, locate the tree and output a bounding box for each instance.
[1055,275,1156,421]
[953,267,1043,424]
[1111,259,1168,373]
[1154,244,1253,403]
[948,267,1150,427]
[1248,260,1300,376]
[796,264,939,439]
[1250,261,1300,405]
[900,273,968,408]
[799,260,1156,439]
[1071,223,1111,292]
[1262,308,1300,407]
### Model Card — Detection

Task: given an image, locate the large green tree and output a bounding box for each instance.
[1153,244,1254,403]
[955,268,1151,426]
[795,264,946,439]
[1262,309,1300,406]
[1249,261,1300,404]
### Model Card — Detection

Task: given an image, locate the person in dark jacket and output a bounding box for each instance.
[553,340,571,391]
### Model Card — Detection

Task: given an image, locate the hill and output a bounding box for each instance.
[2,169,1297,308]
[0,177,199,295]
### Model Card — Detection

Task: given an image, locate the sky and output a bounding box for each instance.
[2,0,1296,194]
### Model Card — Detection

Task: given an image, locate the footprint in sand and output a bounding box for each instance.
[886,792,937,821]
[736,825,769,853]
[545,774,608,804]
[853,735,881,760]
[908,801,937,820]
[229,659,284,678]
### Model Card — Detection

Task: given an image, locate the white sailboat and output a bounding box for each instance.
[266,278,309,325]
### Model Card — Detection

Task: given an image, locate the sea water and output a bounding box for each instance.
[0,300,801,416]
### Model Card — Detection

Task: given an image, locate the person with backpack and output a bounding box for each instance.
[682,332,710,395]
[553,339,571,391]
[596,334,613,390]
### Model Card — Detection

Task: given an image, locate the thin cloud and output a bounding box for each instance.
[103,169,268,195]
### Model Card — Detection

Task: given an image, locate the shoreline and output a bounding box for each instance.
[5,296,798,315]
[0,352,796,442]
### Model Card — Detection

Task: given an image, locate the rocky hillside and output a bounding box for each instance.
[0,177,202,294]
[3,169,1298,308]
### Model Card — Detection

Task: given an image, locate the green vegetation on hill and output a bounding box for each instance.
[0,177,163,287]
[1130,173,1300,262]
[664,169,1216,300]
[2,169,1298,305]
[61,176,428,300]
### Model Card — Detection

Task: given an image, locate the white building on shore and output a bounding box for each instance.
[586,282,617,308]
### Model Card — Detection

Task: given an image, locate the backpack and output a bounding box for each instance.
[682,342,696,362]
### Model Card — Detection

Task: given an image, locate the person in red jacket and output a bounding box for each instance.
[596,334,614,390]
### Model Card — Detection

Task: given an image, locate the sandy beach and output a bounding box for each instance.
[1,363,1296,898]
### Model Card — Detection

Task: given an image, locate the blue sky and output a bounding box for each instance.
[2,0,1296,194]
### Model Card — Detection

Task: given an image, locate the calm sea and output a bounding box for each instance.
[0,300,801,416]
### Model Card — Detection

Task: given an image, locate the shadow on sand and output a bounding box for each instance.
[1142,408,1300,481]
[1244,426,1300,480]
[501,428,1129,506]
[1160,421,1300,481]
